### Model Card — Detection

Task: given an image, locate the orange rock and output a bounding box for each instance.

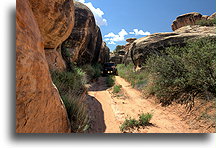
[45,45,66,72]
[28,0,75,49]
[16,0,70,133]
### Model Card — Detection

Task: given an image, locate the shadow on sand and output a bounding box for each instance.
[86,95,106,133]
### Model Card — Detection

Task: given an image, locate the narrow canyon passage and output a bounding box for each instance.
[86,76,199,133]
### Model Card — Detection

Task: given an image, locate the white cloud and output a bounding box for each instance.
[129,29,150,36]
[104,29,128,44]
[108,41,116,45]
[76,0,107,26]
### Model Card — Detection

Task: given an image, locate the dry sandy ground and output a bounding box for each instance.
[85,76,214,133]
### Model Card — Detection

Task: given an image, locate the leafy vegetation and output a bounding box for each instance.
[117,37,216,110]
[195,17,216,26]
[120,113,153,132]
[146,37,216,109]
[113,85,122,93]
[106,75,115,87]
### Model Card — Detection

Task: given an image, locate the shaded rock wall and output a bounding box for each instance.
[99,42,110,64]
[62,1,102,66]
[16,0,70,133]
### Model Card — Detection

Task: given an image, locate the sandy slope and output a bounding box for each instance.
[86,76,199,133]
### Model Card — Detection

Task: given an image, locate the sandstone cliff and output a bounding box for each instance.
[62,2,103,66]
[16,0,72,133]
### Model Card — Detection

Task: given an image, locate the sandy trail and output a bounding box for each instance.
[86,76,198,133]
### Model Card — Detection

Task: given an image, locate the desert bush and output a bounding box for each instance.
[113,85,122,93]
[106,75,115,87]
[120,113,153,132]
[146,37,216,109]
[195,17,216,26]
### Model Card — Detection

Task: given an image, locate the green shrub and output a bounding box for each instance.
[113,85,122,93]
[120,113,153,132]
[106,75,115,87]
[195,17,216,26]
[146,37,216,109]
[139,113,153,126]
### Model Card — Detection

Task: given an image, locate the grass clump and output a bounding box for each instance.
[106,75,115,87]
[81,63,102,82]
[51,67,90,133]
[195,17,216,26]
[120,113,153,132]
[117,63,148,89]
[113,85,122,93]
[146,37,216,109]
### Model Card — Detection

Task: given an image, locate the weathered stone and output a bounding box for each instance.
[130,26,216,69]
[171,12,207,31]
[62,2,101,66]
[16,0,70,133]
[29,0,75,49]
[45,45,66,72]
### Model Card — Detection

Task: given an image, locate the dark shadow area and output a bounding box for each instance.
[8,7,16,140]
[86,95,106,133]
[88,76,110,92]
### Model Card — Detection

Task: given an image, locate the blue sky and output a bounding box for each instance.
[76,0,215,51]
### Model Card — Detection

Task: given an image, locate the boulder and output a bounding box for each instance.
[62,2,102,66]
[16,0,70,133]
[28,0,75,49]
[130,26,216,69]
[171,12,207,31]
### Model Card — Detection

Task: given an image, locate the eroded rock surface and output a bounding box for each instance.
[62,2,102,66]
[29,0,75,49]
[16,0,70,133]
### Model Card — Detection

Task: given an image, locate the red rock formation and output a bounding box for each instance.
[28,0,75,50]
[16,0,70,133]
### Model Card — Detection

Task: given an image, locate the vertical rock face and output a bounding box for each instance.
[16,0,70,133]
[123,38,137,65]
[62,2,102,66]
[171,12,206,31]
[28,0,75,49]
[99,42,110,64]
